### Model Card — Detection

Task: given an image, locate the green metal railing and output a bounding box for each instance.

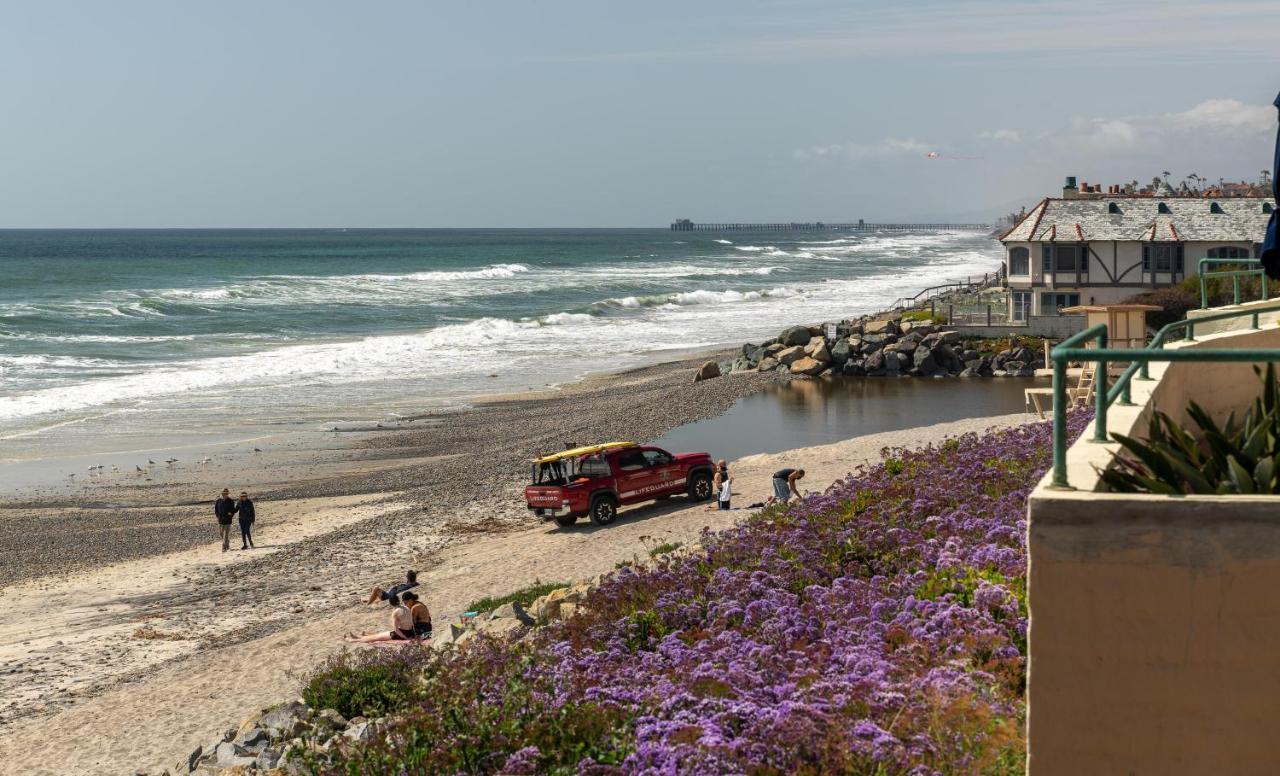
[1049,305,1280,489]
[1199,257,1268,309]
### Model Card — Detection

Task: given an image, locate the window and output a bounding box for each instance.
[1043,244,1089,273]
[1008,247,1030,275]
[1040,293,1080,314]
[1012,291,1031,322]
[1142,243,1184,273]
[642,450,672,467]
[1207,246,1250,259]
[1108,202,1122,214]
[616,451,647,471]
[580,455,611,478]
[1210,202,1224,214]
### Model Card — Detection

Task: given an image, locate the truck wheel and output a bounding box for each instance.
[688,472,713,502]
[554,515,578,528]
[590,496,618,526]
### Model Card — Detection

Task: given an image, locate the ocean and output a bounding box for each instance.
[0,228,1001,472]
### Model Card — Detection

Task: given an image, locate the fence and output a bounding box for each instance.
[1048,305,1280,489]
[1199,257,1270,308]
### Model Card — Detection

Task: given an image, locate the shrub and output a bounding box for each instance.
[466,580,568,616]
[304,413,1093,774]
[647,541,682,557]
[301,647,432,720]
[1121,286,1196,331]
[1102,365,1280,494]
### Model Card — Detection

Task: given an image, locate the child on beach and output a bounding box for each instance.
[345,593,416,643]
[366,570,418,604]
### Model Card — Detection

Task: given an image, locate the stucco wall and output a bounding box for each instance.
[1027,324,1280,775]
[953,315,1084,339]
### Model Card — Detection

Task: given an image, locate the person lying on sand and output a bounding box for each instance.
[366,569,418,604]
[345,593,417,643]
[403,591,433,639]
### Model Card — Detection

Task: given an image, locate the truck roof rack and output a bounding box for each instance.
[534,441,637,464]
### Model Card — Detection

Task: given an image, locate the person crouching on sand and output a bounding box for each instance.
[214,488,238,552]
[771,467,805,504]
[346,593,416,643]
[237,491,256,550]
[366,570,418,605]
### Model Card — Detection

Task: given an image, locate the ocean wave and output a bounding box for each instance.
[596,286,800,310]
[713,239,733,244]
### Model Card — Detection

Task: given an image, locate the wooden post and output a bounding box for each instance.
[987,305,992,326]
[948,304,954,325]
[1043,340,1050,370]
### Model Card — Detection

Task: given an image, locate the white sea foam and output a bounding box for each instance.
[713,239,733,244]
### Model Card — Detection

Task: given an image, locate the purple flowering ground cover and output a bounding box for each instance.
[304,414,1091,775]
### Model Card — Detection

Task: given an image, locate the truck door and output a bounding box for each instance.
[642,448,682,494]
[613,449,652,504]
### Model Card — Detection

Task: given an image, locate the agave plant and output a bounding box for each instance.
[1101,363,1280,494]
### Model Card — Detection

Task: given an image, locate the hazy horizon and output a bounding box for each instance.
[3,0,1277,228]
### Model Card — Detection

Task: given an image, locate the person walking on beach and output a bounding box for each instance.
[771,468,805,504]
[236,491,256,550]
[214,488,238,552]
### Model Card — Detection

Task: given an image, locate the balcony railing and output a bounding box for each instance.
[1199,257,1269,308]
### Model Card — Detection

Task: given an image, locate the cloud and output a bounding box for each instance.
[1166,98,1274,135]
[979,129,1022,143]
[793,137,931,161]
[1050,98,1273,154]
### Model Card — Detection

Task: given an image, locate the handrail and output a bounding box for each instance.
[1199,257,1268,309]
[1049,304,1280,489]
[885,273,999,313]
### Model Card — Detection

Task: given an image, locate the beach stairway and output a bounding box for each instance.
[1073,361,1096,406]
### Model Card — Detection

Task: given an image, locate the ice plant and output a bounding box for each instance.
[303,413,1092,775]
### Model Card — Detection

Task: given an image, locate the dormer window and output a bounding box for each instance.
[1108,202,1121,214]
[1266,203,1275,214]
[1210,202,1224,214]
[1157,202,1171,214]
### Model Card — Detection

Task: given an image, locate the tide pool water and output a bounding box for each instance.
[0,228,1001,467]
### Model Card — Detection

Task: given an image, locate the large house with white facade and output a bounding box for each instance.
[999,193,1273,321]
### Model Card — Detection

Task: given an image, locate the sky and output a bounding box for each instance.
[1,0,1277,227]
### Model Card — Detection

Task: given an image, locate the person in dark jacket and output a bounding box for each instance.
[237,491,256,550]
[214,489,238,552]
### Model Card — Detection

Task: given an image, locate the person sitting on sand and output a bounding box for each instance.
[345,593,416,643]
[366,570,418,605]
[402,591,433,639]
[771,467,805,504]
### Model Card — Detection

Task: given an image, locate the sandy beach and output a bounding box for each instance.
[0,360,1027,776]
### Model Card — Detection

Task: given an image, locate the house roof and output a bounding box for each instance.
[1000,196,1272,243]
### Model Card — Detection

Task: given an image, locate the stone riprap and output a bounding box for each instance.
[720,317,1041,380]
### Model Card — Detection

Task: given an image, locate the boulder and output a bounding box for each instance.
[789,356,826,376]
[775,346,806,366]
[1003,360,1026,376]
[235,727,270,749]
[477,617,525,639]
[883,350,901,372]
[960,349,979,362]
[829,338,852,364]
[693,361,721,382]
[313,709,347,732]
[756,356,779,372]
[964,358,982,371]
[174,746,203,775]
[895,333,921,354]
[343,721,377,744]
[559,602,579,620]
[764,343,785,356]
[803,337,832,363]
[214,741,257,768]
[863,319,898,336]
[912,351,938,376]
[864,350,886,375]
[488,601,536,626]
[779,325,811,347]
[842,359,867,376]
[259,703,311,742]
[255,749,282,770]
[958,368,981,378]
[939,331,962,345]
[906,322,936,336]
[728,357,752,373]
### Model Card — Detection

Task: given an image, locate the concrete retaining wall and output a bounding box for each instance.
[1028,324,1280,775]
[953,315,1085,339]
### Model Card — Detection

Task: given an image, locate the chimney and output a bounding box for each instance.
[1063,175,1079,199]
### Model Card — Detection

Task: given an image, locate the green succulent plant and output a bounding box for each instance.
[1100,363,1280,495]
